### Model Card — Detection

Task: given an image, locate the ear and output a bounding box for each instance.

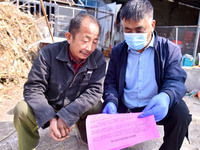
[151,20,156,32]
[65,32,72,44]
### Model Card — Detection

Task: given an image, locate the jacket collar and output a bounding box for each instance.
[56,41,70,62]
[56,41,97,70]
[153,31,159,49]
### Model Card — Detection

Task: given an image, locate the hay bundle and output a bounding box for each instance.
[0,2,42,83]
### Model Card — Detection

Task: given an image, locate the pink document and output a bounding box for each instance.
[86,113,160,150]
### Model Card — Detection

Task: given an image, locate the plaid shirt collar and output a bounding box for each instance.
[68,48,86,74]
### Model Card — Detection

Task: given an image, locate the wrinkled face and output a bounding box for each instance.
[65,18,99,63]
[123,16,156,50]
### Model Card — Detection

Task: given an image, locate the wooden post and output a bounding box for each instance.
[40,0,54,42]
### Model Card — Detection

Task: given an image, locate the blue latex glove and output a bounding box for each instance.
[138,92,170,122]
[102,102,117,114]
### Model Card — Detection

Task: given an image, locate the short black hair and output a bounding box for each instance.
[120,0,153,21]
[69,14,101,38]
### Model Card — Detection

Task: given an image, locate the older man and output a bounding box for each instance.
[102,0,192,149]
[14,14,106,150]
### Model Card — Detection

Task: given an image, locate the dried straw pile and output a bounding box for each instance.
[0,2,42,83]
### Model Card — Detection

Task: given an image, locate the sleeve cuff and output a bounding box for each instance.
[36,110,56,128]
[57,108,79,127]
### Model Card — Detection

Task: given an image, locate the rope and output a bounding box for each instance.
[0,130,16,142]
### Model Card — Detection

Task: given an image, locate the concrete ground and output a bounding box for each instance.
[0,96,200,150]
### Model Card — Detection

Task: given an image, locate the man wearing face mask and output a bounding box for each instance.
[102,0,191,149]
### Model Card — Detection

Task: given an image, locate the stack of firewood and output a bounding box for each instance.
[0,2,42,83]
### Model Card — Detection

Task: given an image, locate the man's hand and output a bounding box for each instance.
[102,102,117,114]
[57,117,72,138]
[49,118,72,141]
[138,92,170,122]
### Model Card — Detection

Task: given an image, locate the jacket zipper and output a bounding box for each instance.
[69,70,84,88]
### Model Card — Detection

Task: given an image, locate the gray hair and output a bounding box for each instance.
[120,0,153,22]
[69,13,101,38]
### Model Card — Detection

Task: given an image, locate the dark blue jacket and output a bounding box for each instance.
[103,31,187,113]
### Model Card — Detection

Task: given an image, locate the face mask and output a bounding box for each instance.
[124,32,148,51]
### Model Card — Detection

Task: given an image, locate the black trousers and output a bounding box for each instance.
[130,100,192,150]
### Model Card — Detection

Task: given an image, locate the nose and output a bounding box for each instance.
[85,42,93,52]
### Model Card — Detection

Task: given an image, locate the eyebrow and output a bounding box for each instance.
[124,26,144,30]
[85,35,91,39]
[135,26,145,30]
[85,35,98,40]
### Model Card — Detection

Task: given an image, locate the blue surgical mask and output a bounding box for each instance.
[124,32,148,51]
